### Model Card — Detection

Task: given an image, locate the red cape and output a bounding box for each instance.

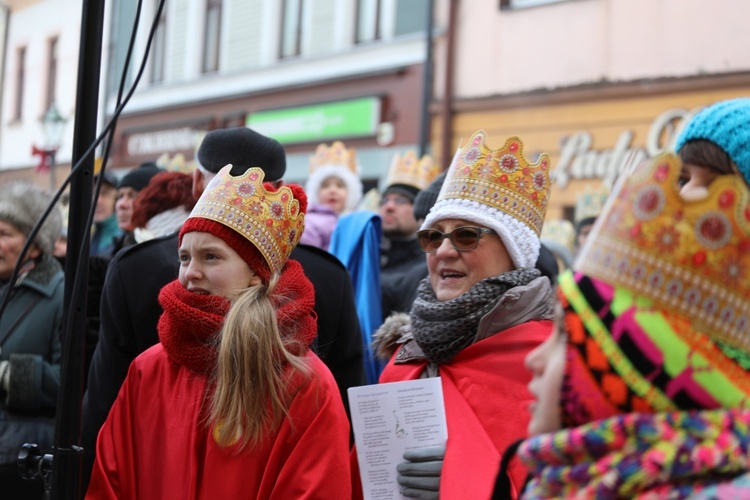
[87,345,351,499]
[351,320,552,499]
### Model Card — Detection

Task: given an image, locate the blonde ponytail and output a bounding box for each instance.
[209,274,310,450]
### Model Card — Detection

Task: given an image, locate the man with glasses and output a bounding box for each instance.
[379,151,440,320]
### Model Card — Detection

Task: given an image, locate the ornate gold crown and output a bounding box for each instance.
[439,131,551,236]
[188,166,305,275]
[574,186,610,224]
[577,153,750,349]
[386,150,441,191]
[541,219,575,254]
[309,141,358,174]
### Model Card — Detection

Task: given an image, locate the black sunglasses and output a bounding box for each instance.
[417,226,496,253]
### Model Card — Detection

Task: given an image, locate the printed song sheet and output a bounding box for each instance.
[348,378,448,500]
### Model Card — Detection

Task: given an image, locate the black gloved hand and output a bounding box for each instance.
[396,445,445,499]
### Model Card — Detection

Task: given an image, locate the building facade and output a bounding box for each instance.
[104,0,436,191]
[434,0,750,219]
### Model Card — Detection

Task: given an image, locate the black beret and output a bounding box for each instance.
[118,162,163,191]
[413,171,446,221]
[197,127,287,181]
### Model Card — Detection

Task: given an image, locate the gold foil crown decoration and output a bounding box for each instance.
[577,153,750,349]
[541,219,576,255]
[438,131,552,236]
[574,187,610,224]
[188,166,305,275]
[309,141,358,175]
[386,151,441,191]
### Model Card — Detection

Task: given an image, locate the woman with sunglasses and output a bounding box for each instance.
[351,132,556,500]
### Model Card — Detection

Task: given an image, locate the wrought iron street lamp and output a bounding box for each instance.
[41,103,67,192]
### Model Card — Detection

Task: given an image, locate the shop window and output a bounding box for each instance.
[500,0,571,9]
[46,37,58,111]
[202,0,222,73]
[394,0,429,36]
[280,0,303,59]
[355,0,381,43]
[13,46,25,122]
[150,5,167,83]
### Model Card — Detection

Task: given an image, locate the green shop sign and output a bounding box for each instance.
[246,97,380,144]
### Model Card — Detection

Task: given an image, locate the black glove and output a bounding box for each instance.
[396,445,445,499]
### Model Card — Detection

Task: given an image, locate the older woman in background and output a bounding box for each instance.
[0,181,63,499]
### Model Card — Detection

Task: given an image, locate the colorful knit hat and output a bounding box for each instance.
[383,150,441,202]
[422,131,552,269]
[675,97,750,185]
[305,141,363,212]
[180,166,307,283]
[557,152,750,427]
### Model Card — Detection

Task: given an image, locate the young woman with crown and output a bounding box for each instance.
[493,152,750,498]
[351,132,556,499]
[87,166,351,498]
[676,97,750,198]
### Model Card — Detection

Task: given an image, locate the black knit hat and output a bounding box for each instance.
[197,127,287,181]
[413,171,446,221]
[118,162,163,191]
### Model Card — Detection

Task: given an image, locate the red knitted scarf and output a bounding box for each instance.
[158,259,317,374]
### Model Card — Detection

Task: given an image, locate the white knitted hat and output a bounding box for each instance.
[422,132,552,269]
[305,141,362,212]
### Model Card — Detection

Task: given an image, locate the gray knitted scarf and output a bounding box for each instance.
[410,268,540,365]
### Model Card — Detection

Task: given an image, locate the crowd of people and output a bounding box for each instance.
[0,96,748,498]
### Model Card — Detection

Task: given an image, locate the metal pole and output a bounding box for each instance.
[418,0,435,158]
[49,149,56,193]
[50,0,104,498]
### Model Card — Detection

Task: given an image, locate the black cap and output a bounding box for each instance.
[117,162,163,191]
[412,171,446,221]
[96,171,118,188]
[197,127,287,181]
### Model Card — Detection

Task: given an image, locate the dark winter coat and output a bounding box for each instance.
[0,255,64,464]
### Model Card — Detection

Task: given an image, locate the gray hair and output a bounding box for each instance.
[0,181,61,256]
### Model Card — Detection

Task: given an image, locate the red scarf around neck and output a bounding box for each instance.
[158,259,317,374]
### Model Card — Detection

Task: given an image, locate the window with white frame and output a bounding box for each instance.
[202,0,222,73]
[13,47,25,121]
[280,0,303,58]
[150,5,167,83]
[500,0,570,9]
[46,37,58,110]
[356,0,382,43]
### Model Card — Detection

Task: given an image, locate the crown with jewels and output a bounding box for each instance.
[542,219,576,254]
[574,186,610,225]
[577,152,750,349]
[438,131,551,236]
[187,166,305,275]
[385,150,441,191]
[309,141,358,175]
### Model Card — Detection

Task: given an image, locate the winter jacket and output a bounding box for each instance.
[0,256,63,464]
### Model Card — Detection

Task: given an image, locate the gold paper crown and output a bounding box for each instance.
[440,131,552,236]
[577,153,750,349]
[309,141,358,175]
[574,186,610,224]
[188,166,305,275]
[541,219,575,254]
[156,153,196,174]
[386,151,441,191]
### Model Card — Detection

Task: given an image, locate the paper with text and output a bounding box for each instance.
[349,377,448,500]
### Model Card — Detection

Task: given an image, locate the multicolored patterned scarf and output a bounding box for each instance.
[557,270,750,427]
[519,408,750,499]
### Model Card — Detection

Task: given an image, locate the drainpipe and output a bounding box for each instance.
[0,2,10,159]
[418,0,434,157]
[440,0,458,169]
